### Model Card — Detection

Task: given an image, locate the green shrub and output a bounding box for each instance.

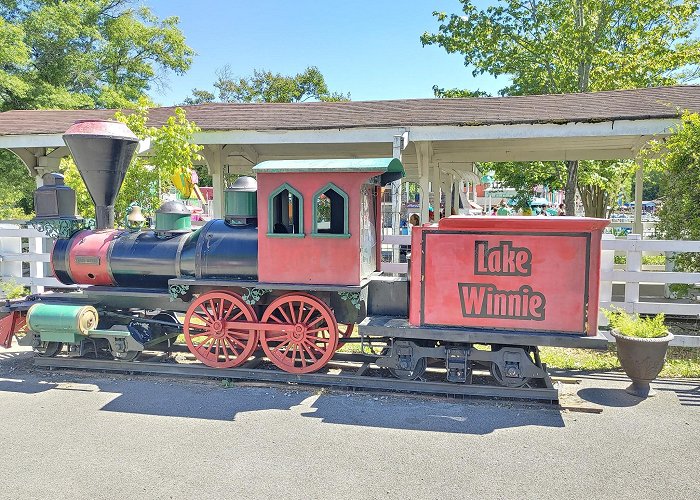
[0,279,28,299]
[604,308,667,338]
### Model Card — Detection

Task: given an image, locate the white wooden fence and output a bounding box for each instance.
[0,221,72,294]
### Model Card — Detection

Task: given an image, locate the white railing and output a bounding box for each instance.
[0,221,72,294]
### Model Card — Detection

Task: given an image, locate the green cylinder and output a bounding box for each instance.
[27,304,98,335]
[225,190,257,217]
[155,200,192,232]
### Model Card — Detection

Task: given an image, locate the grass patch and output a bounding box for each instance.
[540,346,700,378]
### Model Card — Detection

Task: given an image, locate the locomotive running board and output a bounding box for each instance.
[33,357,559,402]
[359,316,609,349]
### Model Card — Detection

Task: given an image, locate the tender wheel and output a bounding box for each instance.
[184,291,258,368]
[35,341,63,357]
[489,362,531,388]
[260,293,338,373]
[390,357,428,380]
[115,351,140,362]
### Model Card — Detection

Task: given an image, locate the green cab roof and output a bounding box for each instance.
[253,157,405,176]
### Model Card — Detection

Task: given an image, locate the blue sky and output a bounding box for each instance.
[146,0,504,105]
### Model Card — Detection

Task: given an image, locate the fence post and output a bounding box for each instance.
[664,251,675,299]
[624,233,642,311]
[27,235,45,294]
[599,233,615,326]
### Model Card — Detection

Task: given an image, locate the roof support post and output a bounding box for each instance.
[634,158,644,237]
[202,145,227,218]
[415,141,433,225]
[443,170,453,217]
[432,160,441,221]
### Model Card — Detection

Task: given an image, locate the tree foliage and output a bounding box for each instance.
[652,113,700,271]
[184,65,350,104]
[0,149,36,219]
[63,102,202,223]
[421,0,700,214]
[421,0,700,96]
[0,0,194,110]
[490,161,565,209]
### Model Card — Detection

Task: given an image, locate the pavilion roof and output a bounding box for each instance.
[2,85,700,136]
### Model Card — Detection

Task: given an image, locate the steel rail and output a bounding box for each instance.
[33,356,559,402]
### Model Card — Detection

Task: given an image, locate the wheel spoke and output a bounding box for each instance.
[287,343,298,363]
[222,337,240,357]
[288,302,297,324]
[297,301,305,325]
[225,334,248,350]
[198,305,215,323]
[226,309,244,322]
[272,338,291,352]
[302,304,317,324]
[304,339,326,355]
[301,342,318,362]
[210,299,221,320]
[277,305,292,324]
[307,314,325,329]
[219,338,231,360]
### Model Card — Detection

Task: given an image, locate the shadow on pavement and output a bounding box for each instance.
[98,381,312,421]
[576,387,643,407]
[0,377,57,394]
[302,393,565,435]
[557,370,700,408]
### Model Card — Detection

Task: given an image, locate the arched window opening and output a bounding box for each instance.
[313,184,349,237]
[269,184,303,236]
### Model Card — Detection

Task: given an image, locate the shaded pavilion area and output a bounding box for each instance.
[2,85,700,233]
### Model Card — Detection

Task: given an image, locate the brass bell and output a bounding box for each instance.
[126,203,146,230]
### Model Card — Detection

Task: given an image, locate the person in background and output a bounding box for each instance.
[496,201,510,216]
[557,203,566,216]
[409,214,420,227]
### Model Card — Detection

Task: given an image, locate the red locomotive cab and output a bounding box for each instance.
[254,158,404,286]
[409,216,609,336]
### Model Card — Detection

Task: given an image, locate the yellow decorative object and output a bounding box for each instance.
[172,167,194,199]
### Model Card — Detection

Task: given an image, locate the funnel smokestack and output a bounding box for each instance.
[63,120,139,230]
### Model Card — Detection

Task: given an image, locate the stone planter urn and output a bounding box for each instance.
[611,329,674,398]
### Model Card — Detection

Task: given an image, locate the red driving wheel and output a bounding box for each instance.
[184,291,258,368]
[260,293,339,373]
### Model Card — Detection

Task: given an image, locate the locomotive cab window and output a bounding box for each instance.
[313,183,349,237]
[268,184,304,237]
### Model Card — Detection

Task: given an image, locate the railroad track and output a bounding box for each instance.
[32,351,559,402]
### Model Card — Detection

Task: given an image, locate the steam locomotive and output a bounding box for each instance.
[0,120,608,389]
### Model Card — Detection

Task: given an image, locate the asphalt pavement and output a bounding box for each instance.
[0,343,698,500]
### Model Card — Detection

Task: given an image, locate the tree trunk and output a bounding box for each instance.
[578,184,609,218]
[565,160,579,215]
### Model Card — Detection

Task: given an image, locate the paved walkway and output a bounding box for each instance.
[0,344,698,500]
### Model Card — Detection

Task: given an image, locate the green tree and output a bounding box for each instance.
[0,150,36,219]
[491,160,565,209]
[0,0,194,219]
[577,160,636,218]
[421,0,700,215]
[63,101,203,223]
[652,113,700,270]
[0,0,194,110]
[185,65,350,104]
